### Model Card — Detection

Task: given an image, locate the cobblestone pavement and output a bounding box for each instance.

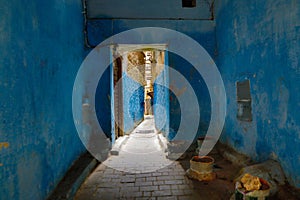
[75,162,199,200]
[74,116,236,200]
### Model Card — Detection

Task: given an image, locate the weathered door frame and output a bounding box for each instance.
[110,44,169,143]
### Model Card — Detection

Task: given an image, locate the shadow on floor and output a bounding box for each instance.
[177,142,300,200]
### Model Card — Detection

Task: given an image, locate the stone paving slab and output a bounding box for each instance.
[74,117,201,200]
[74,162,200,200]
[74,117,248,200]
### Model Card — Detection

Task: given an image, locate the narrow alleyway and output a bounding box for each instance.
[73,116,300,200]
[74,116,238,200]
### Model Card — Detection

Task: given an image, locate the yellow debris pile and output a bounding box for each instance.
[240,173,262,191]
[235,173,270,199]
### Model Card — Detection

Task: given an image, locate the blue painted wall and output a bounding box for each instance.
[123,73,145,134]
[2,0,299,199]
[169,50,212,140]
[95,67,111,138]
[85,0,215,140]
[215,0,300,187]
[154,65,170,135]
[0,0,85,199]
[88,5,216,140]
[86,0,213,19]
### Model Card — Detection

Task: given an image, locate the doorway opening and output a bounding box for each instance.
[111,44,169,143]
[144,51,154,116]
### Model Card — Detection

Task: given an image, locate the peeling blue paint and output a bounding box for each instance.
[216,0,300,187]
[2,0,299,199]
[0,0,85,199]
[123,74,144,134]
